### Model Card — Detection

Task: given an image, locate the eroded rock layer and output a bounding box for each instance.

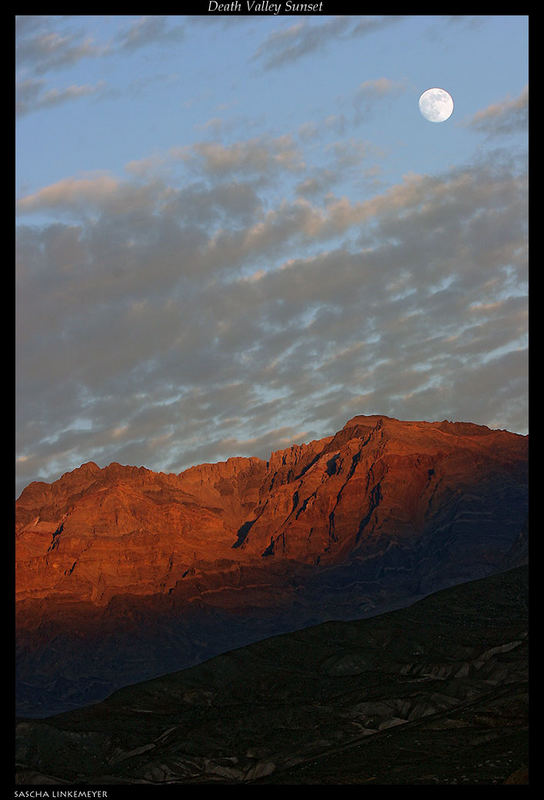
[16,415,528,717]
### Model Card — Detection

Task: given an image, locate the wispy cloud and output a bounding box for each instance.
[124,135,306,183]
[15,15,528,498]
[189,135,305,177]
[15,15,186,116]
[16,138,528,495]
[463,85,528,137]
[16,22,108,75]
[16,77,106,116]
[17,173,158,216]
[352,77,408,120]
[116,16,185,51]
[253,16,401,70]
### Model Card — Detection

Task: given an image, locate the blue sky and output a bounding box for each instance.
[15,13,528,496]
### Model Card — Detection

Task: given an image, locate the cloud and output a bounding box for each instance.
[116,16,185,51]
[294,138,383,198]
[347,77,410,126]
[16,77,106,116]
[353,77,408,116]
[349,15,403,37]
[17,173,159,217]
[253,16,401,70]
[123,136,306,186]
[15,16,186,116]
[16,16,185,73]
[187,136,306,178]
[253,17,351,70]
[16,23,108,75]
[15,17,109,116]
[463,85,528,137]
[16,135,527,496]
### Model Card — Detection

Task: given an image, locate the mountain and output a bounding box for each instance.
[16,414,528,718]
[15,565,529,785]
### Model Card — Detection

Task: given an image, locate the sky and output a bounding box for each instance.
[15,12,529,498]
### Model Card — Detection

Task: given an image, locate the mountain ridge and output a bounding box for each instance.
[16,414,528,718]
[16,414,527,603]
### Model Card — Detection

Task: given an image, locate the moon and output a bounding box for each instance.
[419,88,454,123]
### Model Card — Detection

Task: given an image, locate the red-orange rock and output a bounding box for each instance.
[15,415,528,717]
[16,415,527,605]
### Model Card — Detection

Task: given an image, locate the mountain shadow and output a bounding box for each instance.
[16,564,528,785]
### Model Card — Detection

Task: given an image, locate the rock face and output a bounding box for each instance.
[16,415,528,718]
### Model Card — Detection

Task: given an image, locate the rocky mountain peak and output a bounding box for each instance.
[15,414,528,717]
